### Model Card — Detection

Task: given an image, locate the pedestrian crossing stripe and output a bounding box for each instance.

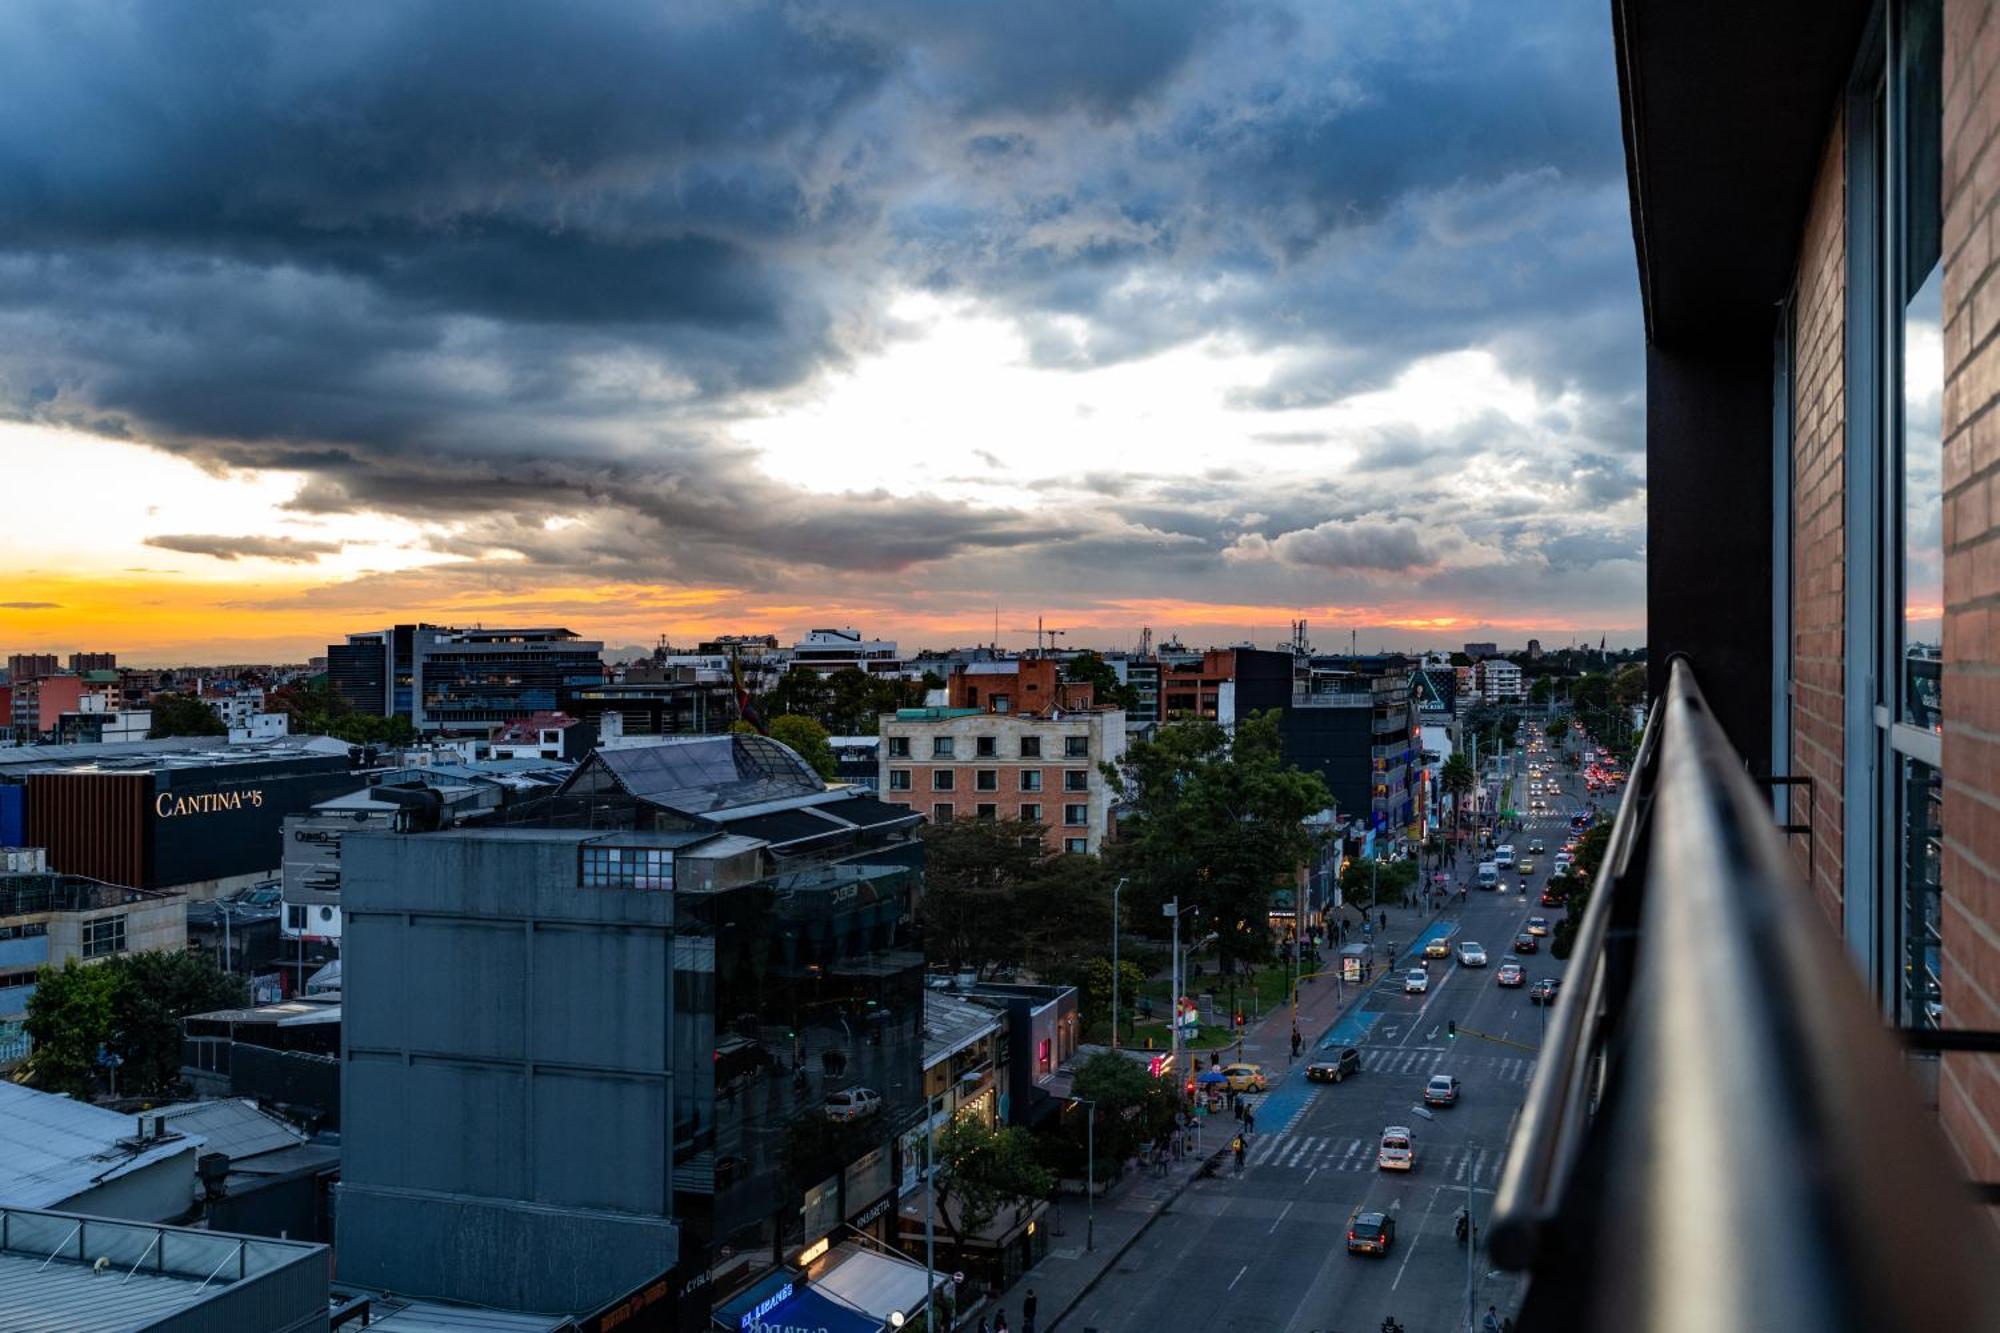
[1355,1047,1538,1083]
[1241,1132,1508,1185]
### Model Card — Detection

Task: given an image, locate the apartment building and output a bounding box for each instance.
[1477,658,1526,703]
[327,624,606,731]
[788,626,904,676]
[0,848,185,1018]
[878,702,1125,854]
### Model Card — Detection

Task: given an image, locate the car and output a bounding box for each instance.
[1220,1063,1268,1093]
[1541,886,1568,906]
[1554,851,1575,867]
[1494,845,1516,868]
[1404,968,1430,994]
[1513,932,1539,954]
[823,1087,882,1121]
[1527,839,1545,854]
[1378,1126,1415,1171]
[1424,937,1452,959]
[1347,1209,1397,1255]
[1529,978,1563,1006]
[1548,862,1571,882]
[1457,941,1487,967]
[1527,916,1551,937]
[1307,1047,1361,1083]
[1476,862,1499,889]
[1516,858,1535,875]
[1497,961,1526,987]
[1424,1074,1461,1106]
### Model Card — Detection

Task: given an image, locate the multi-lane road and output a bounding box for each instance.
[1062,735,1581,1333]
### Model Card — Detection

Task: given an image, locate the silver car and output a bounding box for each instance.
[1457,941,1488,967]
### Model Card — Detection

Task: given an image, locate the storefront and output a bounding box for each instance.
[894,1191,1047,1296]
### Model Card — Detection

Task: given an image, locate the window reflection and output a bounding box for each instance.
[1902,262,1943,729]
[1902,757,1943,1028]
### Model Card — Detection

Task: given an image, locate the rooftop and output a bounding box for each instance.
[0,874,176,918]
[558,733,826,814]
[924,990,1002,1065]
[0,1083,202,1210]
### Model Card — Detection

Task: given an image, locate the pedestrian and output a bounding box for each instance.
[994,1311,1010,1333]
[1244,1106,1255,1134]
[977,1318,988,1333]
[1379,910,1388,931]
[1231,1133,1245,1173]
[1483,1305,1502,1333]
[1023,1289,1038,1333]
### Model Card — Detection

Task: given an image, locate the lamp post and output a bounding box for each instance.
[923,1090,940,1328]
[1110,877,1127,1049]
[1163,899,1181,1095]
[1074,1096,1098,1252]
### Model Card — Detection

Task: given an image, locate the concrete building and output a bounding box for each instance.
[1462,642,1499,660]
[1278,669,1420,840]
[67,652,115,672]
[489,710,589,761]
[10,673,88,740]
[879,705,1126,853]
[1477,658,1526,703]
[53,695,151,745]
[0,849,186,1018]
[5,654,56,682]
[327,624,607,732]
[337,734,926,1324]
[0,1082,204,1221]
[788,626,904,676]
[202,686,265,732]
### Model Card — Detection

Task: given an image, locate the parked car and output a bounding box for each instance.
[1307,1047,1362,1083]
[1347,1210,1396,1256]
[1404,968,1430,994]
[1378,1126,1415,1171]
[1221,1062,1268,1093]
[1497,961,1526,987]
[1529,978,1563,1006]
[823,1087,882,1121]
[1457,941,1487,967]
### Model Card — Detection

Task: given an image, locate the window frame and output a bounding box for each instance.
[1063,769,1089,793]
[1019,770,1043,793]
[1063,803,1088,827]
[932,769,955,792]
[888,768,912,791]
[1019,735,1042,759]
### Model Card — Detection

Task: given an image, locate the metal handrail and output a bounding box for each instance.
[1487,685,1664,1268]
[1494,657,2000,1331]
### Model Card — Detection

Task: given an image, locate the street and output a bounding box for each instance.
[1059,734,1579,1333]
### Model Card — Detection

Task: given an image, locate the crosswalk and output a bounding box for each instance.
[1355,1046,1538,1085]
[1243,1131,1508,1186]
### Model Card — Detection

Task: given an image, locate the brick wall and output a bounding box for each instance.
[1941,0,2000,1193]
[1792,111,1850,930]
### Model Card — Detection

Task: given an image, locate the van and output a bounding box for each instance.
[1494,845,1515,869]
[1378,1126,1415,1171]
[1476,862,1499,889]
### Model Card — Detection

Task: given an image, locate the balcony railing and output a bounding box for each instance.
[1491,656,2000,1331]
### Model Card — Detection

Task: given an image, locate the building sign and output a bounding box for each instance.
[844,1147,891,1217]
[852,1196,892,1229]
[155,788,264,818]
[740,1282,795,1332]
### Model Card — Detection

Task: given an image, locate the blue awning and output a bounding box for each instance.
[747,1286,881,1333]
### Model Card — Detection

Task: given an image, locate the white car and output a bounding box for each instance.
[1554,851,1575,867]
[823,1087,883,1122]
[1404,968,1430,994]
[1457,941,1488,967]
[1378,1126,1415,1171]
[1494,845,1515,868]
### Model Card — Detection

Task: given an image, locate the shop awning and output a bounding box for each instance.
[811,1247,934,1328]
[750,1285,880,1333]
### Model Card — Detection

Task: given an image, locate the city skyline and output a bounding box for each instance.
[0,1,1641,663]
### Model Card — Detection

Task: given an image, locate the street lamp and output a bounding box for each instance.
[1073,1096,1098,1251]
[1110,877,1127,1049]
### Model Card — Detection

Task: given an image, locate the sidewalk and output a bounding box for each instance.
[981,894,1453,1333]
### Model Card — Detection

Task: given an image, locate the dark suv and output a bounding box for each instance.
[1306,1047,1362,1083]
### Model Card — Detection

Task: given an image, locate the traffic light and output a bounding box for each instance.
[1447,1020,1457,1040]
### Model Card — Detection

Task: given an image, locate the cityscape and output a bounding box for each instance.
[0,4,1995,1333]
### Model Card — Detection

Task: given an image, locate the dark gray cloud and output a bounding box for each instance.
[0,601,61,609]
[0,0,1642,627]
[144,534,346,563]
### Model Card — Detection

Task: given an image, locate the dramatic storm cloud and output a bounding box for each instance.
[0,0,1642,654]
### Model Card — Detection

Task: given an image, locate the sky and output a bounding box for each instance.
[0,0,1642,666]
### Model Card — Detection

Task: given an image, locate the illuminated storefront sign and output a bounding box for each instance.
[155,789,264,818]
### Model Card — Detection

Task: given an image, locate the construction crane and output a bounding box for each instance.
[1010,615,1068,657]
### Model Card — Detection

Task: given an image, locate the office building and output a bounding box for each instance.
[67,652,115,672]
[1278,667,1419,839]
[787,627,904,676]
[0,848,186,1017]
[1462,642,1499,660]
[327,624,606,732]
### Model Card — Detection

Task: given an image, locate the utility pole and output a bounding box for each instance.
[924,1090,938,1324]
[1111,877,1127,1049]
[1164,899,1181,1096]
[1079,1098,1098,1251]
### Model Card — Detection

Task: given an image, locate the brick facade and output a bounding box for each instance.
[1941,0,2000,1196]
[1792,112,1851,930]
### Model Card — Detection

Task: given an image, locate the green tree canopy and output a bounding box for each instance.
[932,1116,1054,1246]
[1529,676,1554,705]
[1069,1051,1179,1172]
[1550,822,1614,960]
[759,666,924,734]
[1105,709,1333,973]
[1061,651,1139,711]
[267,680,415,745]
[768,714,837,779]
[918,818,1048,974]
[146,692,226,738]
[25,952,246,1098]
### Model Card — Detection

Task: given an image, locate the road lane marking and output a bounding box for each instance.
[1303,1167,1317,1187]
[1390,1186,1442,1291]
[1228,1264,1248,1291]
[1269,1201,1293,1234]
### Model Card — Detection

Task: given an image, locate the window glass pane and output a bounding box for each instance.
[1901,756,1942,1028]
[1900,0,1943,729]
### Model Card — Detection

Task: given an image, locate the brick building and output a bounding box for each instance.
[1624,0,1999,1206]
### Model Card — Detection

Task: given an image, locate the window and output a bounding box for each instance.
[81,915,126,959]
[888,736,910,759]
[932,803,954,823]
[889,769,912,791]
[1019,770,1042,792]
[976,735,997,758]
[965,686,979,706]
[1064,803,1088,826]
[932,736,955,758]
[579,845,674,890]
[286,905,306,930]
[1065,735,1089,758]
[1063,769,1089,792]
[992,694,1011,713]
[1019,736,1042,759]
[976,803,998,820]
[932,769,955,791]
[976,769,998,792]
[1019,803,1042,824]
[1066,838,1088,854]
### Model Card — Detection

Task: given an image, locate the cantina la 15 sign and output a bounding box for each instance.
[155,789,265,818]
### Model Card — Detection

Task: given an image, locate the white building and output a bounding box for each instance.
[202,687,265,731]
[789,627,904,676]
[1477,659,1525,703]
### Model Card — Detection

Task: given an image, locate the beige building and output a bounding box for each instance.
[1,846,187,1021]
[878,705,1125,853]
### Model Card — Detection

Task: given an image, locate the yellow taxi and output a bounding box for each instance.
[1221,1063,1268,1092]
[1423,937,1452,959]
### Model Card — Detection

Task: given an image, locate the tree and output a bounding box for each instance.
[1612,662,1648,709]
[1341,856,1417,909]
[1529,677,1554,706]
[1439,752,1477,844]
[1106,710,1333,974]
[933,1115,1054,1247]
[1061,651,1139,711]
[147,692,225,738]
[268,680,414,746]
[1046,955,1147,1037]
[768,714,837,779]
[919,818,1046,973]
[1069,1051,1178,1175]
[761,666,832,725]
[24,951,245,1098]
[1013,854,1114,978]
[1550,823,1614,960]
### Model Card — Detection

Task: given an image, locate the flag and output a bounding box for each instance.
[1598,634,1606,655]
[730,651,769,736]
